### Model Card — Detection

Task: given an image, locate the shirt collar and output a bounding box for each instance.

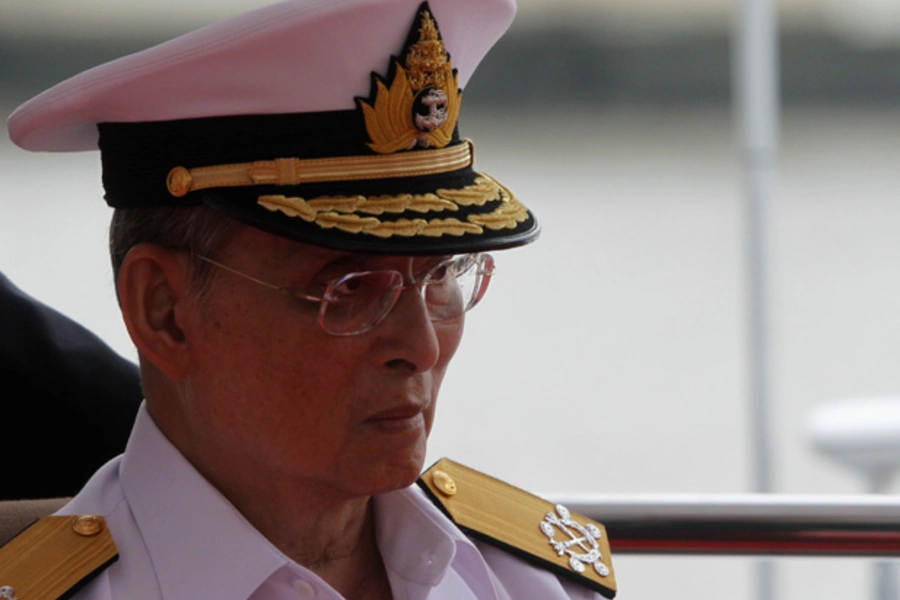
[120,404,291,600]
[374,484,480,587]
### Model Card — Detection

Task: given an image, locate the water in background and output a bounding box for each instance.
[3,106,899,599]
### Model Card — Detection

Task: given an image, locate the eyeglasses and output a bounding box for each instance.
[194,252,495,336]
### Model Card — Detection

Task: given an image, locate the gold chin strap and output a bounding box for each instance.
[166,139,475,198]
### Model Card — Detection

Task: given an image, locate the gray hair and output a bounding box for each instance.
[109,205,239,294]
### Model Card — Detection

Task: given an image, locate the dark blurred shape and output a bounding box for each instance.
[0,273,141,500]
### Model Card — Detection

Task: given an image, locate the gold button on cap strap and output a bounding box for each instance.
[0,515,118,600]
[418,458,618,599]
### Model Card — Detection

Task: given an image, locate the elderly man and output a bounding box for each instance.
[1,1,616,598]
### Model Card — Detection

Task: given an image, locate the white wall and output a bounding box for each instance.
[4,105,899,598]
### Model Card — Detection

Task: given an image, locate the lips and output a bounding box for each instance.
[365,403,428,431]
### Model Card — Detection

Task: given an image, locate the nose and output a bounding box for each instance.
[372,283,444,373]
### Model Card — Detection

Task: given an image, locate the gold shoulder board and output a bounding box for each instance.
[418,458,617,599]
[0,515,118,600]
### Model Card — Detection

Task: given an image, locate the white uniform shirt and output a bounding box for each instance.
[61,405,604,600]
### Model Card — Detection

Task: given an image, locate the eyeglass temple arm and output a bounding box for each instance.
[193,254,323,302]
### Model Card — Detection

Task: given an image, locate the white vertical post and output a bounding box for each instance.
[733,0,780,597]
[867,474,898,600]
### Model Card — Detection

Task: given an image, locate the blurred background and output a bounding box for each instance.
[2,0,899,598]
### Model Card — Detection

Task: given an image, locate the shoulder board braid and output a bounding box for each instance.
[418,458,617,599]
[0,515,117,600]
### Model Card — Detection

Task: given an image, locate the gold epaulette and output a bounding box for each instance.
[0,515,118,600]
[418,458,617,599]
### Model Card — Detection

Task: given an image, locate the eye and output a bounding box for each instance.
[325,271,402,305]
[334,276,363,294]
[420,255,456,282]
[428,262,450,282]
[329,273,371,300]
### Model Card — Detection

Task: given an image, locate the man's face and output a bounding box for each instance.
[162,226,465,499]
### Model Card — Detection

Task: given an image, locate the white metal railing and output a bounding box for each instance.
[5,495,899,557]
[553,494,900,556]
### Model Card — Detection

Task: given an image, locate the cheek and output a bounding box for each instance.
[428,316,465,398]
[437,315,465,365]
[186,294,307,411]
[192,293,369,409]
[185,316,349,463]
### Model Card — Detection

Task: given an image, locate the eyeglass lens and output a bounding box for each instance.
[318,254,493,335]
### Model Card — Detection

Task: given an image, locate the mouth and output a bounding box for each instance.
[365,403,428,432]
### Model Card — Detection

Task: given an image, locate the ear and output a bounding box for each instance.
[117,244,194,380]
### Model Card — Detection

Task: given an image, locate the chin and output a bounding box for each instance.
[365,446,428,495]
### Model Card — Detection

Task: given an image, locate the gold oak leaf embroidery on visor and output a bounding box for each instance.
[469,199,531,231]
[318,216,482,238]
[256,175,529,238]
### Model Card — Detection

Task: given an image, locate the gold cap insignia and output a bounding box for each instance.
[358,3,462,154]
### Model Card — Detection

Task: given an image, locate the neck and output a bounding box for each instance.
[150,410,393,597]
[147,393,396,598]
[245,481,393,598]
[212,462,390,599]
[201,462,393,599]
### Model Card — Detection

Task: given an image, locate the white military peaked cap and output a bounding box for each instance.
[8,0,540,254]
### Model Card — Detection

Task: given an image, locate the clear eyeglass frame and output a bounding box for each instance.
[193,252,495,336]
